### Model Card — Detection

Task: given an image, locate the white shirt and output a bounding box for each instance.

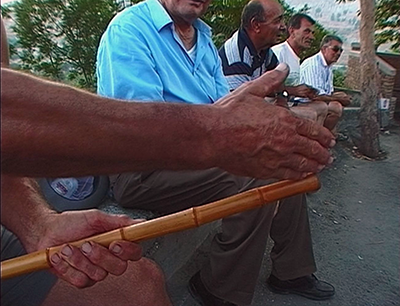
[187,43,198,62]
[272,41,301,86]
[300,52,334,95]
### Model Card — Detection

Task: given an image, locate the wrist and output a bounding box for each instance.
[1,176,58,253]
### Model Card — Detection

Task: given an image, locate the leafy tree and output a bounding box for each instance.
[333,68,346,88]
[2,0,123,90]
[2,0,329,90]
[374,0,399,53]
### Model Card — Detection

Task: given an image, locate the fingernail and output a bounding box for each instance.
[81,242,92,255]
[275,63,288,72]
[328,157,334,164]
[329,140,336,148]
[112,244,122,255]
[51,253,61,264]
[61,245,72,257]
[317,164,325,172]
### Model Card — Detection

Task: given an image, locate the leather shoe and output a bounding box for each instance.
[189,271,237,306]
[267,274,335,300]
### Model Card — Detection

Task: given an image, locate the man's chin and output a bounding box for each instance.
[189,0,206,8]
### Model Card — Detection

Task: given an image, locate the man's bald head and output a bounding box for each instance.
[241,0,285,52]
[241,0,282,30]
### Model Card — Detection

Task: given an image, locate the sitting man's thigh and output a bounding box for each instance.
[1,226,57,306]
[111,169,272,214]
[307,101,329,116]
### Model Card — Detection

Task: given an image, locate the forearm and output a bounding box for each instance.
[314,95,333,102]
[285,86,296,96]
[1,68,220,177]
[1,175,56,252]
[315,94,350,106]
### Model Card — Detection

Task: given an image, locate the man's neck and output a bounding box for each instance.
[286,38,302,56]
[246,30,271,55]
[159,0,194,30]
[321,51,333,66]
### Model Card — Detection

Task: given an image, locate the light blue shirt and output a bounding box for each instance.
[300,52,334,95]
[96,0,229,104]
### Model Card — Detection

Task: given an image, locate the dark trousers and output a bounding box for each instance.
[110,168,316,305]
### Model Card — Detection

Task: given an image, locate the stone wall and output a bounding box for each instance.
[345,50,397,119]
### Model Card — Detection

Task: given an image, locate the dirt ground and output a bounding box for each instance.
[173,123,400,306]
[251,124,400,306]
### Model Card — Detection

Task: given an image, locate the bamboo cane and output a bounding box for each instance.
[1,174,320,280]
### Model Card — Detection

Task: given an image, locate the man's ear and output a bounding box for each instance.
[250,17,261,33]
[288,26,295,36]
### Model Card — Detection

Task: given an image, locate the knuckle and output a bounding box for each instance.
[298,157,308,171]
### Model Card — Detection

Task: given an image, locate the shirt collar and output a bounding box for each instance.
[318,51,330,67]
[147,0,211,36]
[284,41,300,61]
[239,27,268,60]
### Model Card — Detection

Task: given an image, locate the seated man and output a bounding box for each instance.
[218,0,334,303]
[300,34,351,131]
[272,13,329,126]
[97,0,335,305]
[2,13,334,306]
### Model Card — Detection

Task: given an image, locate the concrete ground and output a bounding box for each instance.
[167,123,400,306]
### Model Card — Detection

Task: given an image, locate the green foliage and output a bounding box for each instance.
[1,4,13,18]
[203,0,247,49]
[3,0,330,90]
[375,0,399,53]
[4,0,123,90]
[337,0,399,53]
[333,68,346,88]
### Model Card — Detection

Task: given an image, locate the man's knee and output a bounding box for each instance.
[312,101,329,118]
[291,107,317,121]
[138,258,166,286]
[328,101,343,117]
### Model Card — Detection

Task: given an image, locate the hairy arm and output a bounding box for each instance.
[1,176,55,250]
[1,68,219,177]
[1,175,144,287]
[2,64,335,181]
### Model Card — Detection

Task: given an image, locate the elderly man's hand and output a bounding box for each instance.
[30,210,143,288]
[213,63,335,181]
[287,84,318,99]
[332,91,351,106]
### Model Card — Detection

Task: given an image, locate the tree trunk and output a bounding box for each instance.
[359,0,380,157]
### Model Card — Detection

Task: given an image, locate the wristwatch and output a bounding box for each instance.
[276,90,289,101]
[275,90,290,107]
